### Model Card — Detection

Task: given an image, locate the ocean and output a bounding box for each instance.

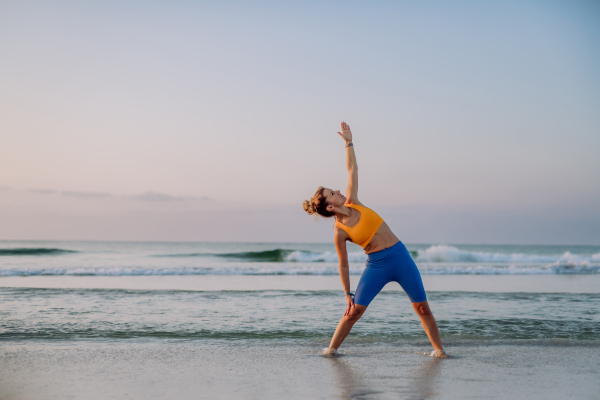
[1,241,599,399]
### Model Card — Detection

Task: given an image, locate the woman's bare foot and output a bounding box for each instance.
[430,349,449,358]
[321,347,339,357]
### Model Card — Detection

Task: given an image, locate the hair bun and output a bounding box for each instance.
[302,199,316,215]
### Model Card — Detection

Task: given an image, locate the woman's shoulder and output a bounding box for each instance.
[334,225,350,239]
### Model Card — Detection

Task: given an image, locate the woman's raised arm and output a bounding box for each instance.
[337,122,359,204]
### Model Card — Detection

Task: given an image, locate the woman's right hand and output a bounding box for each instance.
[337,121,352,143]
[344,294,355,316]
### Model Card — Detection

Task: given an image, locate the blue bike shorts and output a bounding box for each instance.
[354,241,427,306]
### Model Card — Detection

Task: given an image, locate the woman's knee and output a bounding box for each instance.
[345,305,366,323]
[412,301,432,317]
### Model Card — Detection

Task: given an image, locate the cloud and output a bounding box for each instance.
[130,191,213,202]
[62,191,112,199]
[131,192,185,201]
[27,189,57,194]
[21,187,213,202]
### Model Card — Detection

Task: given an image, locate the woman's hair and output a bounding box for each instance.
[303,186,335,219]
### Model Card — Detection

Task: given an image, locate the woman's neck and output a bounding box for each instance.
[335,205,352,219]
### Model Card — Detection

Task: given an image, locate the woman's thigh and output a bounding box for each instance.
[354,267,390,307]
[393,254,427,303]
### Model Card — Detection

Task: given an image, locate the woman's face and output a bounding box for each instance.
[324,188,346,210]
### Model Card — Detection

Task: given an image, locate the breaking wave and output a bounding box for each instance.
[1,245,598,276]
[0,248,77,256]
[156,248,411,263]
[157,249,318,262]
[414,245,600,264]
[156,246,600,266]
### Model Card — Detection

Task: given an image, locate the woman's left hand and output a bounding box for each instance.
[344,294,355,316]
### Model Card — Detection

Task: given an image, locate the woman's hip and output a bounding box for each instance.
[366,241,414,268]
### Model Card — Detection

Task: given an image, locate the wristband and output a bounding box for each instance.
[345,292,355,298]
[345,142,353,148]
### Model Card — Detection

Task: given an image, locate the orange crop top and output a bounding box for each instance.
[335,203,384,248]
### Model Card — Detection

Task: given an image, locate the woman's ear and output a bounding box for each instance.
[326,204,333,212]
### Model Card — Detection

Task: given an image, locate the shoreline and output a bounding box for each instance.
[1,274,599,292]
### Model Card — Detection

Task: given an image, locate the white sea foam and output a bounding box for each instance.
[284,250,367,263]
[1,261,598,276]
[419,262,600,275]
[416,245,572,263]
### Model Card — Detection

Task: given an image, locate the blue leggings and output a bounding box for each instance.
[355,241,427,306]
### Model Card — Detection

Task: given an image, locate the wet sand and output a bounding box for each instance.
[1,341,598,400]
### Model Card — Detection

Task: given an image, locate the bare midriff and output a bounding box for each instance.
[362,221,400,254]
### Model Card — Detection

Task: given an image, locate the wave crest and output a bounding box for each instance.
[155,246,600,267]
[415,245,600,265]
[157,249,369,263]
[0,248,76,256]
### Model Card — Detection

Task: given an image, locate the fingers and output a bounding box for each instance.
[338,122,351,139]
[343,297,355,316]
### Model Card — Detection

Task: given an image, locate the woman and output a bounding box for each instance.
[302,122,447,358]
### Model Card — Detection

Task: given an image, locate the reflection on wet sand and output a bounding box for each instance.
[326,351,444,399]
[406,356,443,399]
[327,357,383,399]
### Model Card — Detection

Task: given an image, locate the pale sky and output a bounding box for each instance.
[1,0,599,244]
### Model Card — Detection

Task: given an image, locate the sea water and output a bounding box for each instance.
[1,241,599,399]
[1,241,599,276]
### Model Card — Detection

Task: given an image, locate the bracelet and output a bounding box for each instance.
[345,292,354,298]
[345,142,353,148]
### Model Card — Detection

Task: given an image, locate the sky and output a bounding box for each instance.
[1,0,599,244]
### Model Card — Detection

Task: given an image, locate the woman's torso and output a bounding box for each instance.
[363,220,399,253]
[335,203,399,254]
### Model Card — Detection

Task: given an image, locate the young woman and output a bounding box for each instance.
[302,122,447,358]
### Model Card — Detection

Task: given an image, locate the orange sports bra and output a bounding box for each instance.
[335,203,384,248]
